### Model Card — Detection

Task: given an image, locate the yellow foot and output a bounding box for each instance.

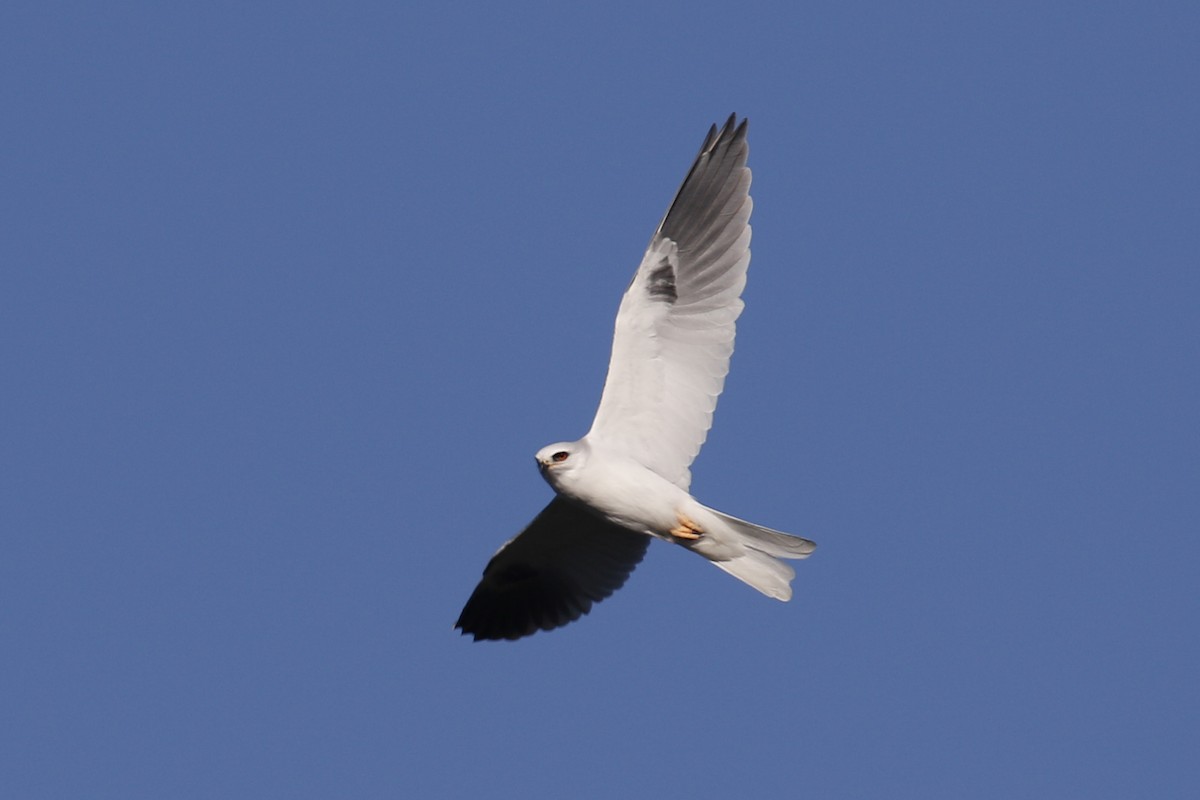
[669,512,704,540]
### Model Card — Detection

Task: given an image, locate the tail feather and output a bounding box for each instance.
[701,509,816,601]
[710,548,796,600]
[710,510,817,558]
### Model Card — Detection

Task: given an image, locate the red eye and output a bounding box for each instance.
[552,451,569,463]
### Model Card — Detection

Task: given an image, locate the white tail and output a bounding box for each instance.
[703,510,816,600]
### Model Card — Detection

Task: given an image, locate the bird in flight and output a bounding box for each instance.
[456,115,816,641]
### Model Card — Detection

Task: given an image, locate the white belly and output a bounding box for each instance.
[554,452,693,537]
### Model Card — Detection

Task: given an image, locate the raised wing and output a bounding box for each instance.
[455,497,649,641]
[586,115,752,489]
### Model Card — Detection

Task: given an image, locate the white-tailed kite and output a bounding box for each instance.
[456,115,815,641]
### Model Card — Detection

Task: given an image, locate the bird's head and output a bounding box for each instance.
[535,440,586,486]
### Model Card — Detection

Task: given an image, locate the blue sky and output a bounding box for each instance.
[3,1,1197,797]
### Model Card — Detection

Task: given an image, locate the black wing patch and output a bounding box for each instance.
[646,256,677,303]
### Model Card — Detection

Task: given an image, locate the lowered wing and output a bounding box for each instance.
[455,497,649,641]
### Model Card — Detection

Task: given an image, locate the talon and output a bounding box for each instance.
[669,512,704,540]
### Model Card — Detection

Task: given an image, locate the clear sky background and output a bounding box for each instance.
[3,2,1197,798]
